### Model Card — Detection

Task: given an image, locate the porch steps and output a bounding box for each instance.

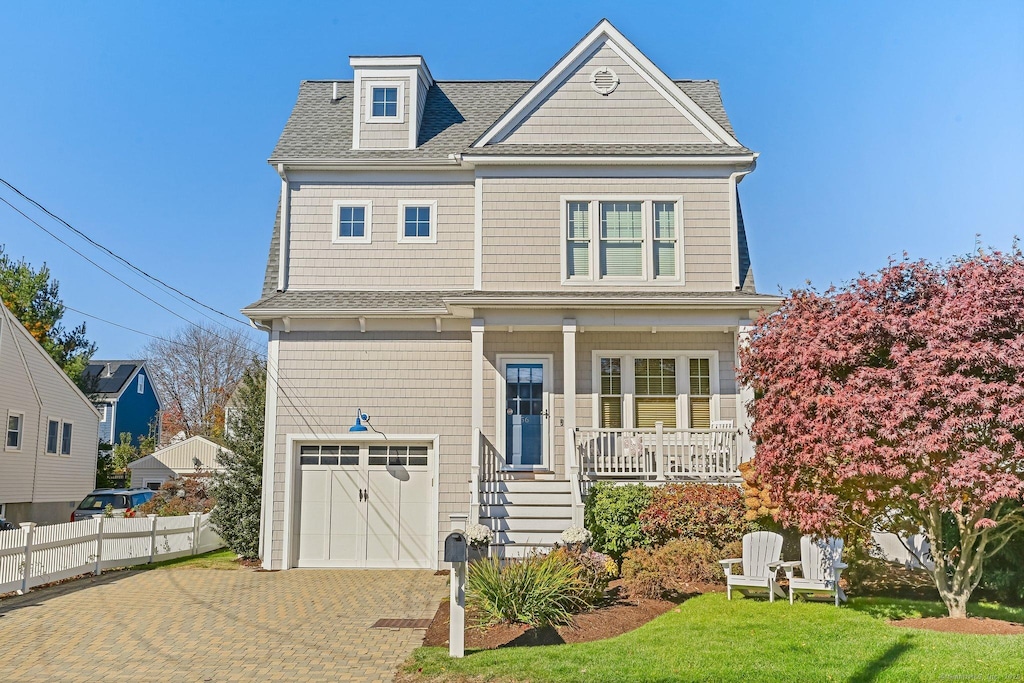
[478,479,574,559]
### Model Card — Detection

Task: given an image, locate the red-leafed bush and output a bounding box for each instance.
[739,250,1024,617]
[638,483,753,549]
[136,474,215,517]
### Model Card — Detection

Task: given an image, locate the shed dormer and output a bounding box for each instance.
[350,56,433,150]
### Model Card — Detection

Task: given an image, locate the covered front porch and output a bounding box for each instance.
[456,299,763,531]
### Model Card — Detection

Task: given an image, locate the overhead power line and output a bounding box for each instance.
[0,176,250,327]
[0,196,265,358]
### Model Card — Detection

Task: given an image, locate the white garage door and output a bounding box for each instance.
[295,443,434,568]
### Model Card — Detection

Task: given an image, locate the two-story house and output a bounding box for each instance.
[1,302,100,524]
[82,360,162,448]
[244,20,782,571]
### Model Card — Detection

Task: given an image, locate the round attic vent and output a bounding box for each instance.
[590,67,619,95]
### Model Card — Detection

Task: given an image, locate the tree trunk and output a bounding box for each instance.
[924,505,986,619]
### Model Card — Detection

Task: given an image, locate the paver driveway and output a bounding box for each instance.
[0,567,447,682]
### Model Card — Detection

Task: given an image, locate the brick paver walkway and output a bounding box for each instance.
[0,568,447,682]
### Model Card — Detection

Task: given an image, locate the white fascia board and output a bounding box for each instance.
[267,158,462,170]
[349,57,433,90]
[460,155,757,166]
[446,296,783,309]
[473,19,741,148]
[242,308,451,319]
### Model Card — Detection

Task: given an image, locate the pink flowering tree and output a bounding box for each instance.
[739,251,1024,617]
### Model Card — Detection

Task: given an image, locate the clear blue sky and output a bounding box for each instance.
[1,1,1022,358]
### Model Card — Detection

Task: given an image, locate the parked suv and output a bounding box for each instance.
[72,488,155,522]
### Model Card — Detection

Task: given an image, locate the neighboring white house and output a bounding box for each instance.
[128,435,228,490]
[0,302,100,525]
[244,19,783,571]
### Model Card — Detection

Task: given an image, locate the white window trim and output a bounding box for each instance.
[5,410,24,452]
[45,417,60,454]
[364,81,406,123]
[137,374,145,394]
[60,420,74,457]
[396,200,438,244]
[495,354,554,471]
[560,195,684,285]
[98,404,108,422]
[590,350,720,430]
[331,200,373,244]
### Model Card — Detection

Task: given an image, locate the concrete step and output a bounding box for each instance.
[480,516,571,532]
[480,491,573,506]
[479,504,573,519]
[480,480,572,493]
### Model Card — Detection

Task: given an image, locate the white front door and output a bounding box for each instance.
[296,443,433,568]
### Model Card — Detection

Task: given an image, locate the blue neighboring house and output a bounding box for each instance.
[82,360,162,447]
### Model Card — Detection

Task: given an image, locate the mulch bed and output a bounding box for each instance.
[422,581,721,649]
[890,617,1024,636]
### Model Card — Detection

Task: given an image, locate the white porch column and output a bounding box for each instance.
[471,319,485,433]
[736,322,755,463]
[562,319,577,434]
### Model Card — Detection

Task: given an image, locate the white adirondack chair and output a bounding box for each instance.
[773,536,848,606]
[719,531,786,601]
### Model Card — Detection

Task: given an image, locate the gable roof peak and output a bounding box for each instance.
[472,20,742,149]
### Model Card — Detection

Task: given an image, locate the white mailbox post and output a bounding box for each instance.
[446,513,469,658]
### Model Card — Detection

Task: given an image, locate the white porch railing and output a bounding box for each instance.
[0,512,224,595]
[574,423,743,482]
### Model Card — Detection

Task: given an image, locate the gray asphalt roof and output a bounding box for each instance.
[269,80,744,162]
[243,289,780,316]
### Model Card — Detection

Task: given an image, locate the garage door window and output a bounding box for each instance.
[368,445,428,467]
[300,444,358,466]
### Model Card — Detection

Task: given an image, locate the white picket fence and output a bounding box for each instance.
[0,512,224,595]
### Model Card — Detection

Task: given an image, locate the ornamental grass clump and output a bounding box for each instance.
[467,552,591,627]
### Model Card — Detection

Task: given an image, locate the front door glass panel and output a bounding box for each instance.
[506,363,544,466]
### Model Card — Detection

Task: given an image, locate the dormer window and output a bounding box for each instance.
[372,87,398,117]
[365,82,405,122]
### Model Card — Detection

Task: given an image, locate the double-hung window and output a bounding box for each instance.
[565,198,682,282]
[599,358,622,428]
[634,358,677,428]
[332,200,373,244]
[688,358,712,429]
[46,419,59,454]
[397,201,437,243]
[601,202,644,278]
[61,422,73,455]
[6,412,22,450]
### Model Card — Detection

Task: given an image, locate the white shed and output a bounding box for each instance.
[129,436,229,490]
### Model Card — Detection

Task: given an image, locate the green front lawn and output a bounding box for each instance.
[138,548,240,571]
[405,594,1024,682]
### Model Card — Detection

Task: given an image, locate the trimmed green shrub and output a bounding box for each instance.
[621,538,727,599]
[638,483,753,549]
[584,483,652,563]
[467,552,588,627]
